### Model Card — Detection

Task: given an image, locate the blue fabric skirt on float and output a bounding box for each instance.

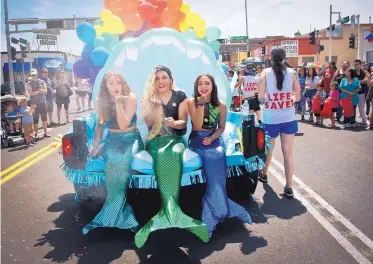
[83,130,144,234]
[188,130,252,238]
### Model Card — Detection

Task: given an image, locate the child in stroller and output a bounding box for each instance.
[1,94,26,148]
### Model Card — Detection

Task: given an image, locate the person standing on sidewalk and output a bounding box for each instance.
[40,68,57,127]
[354,59,369,125]
[26,69,51,139]
[332,61,349,121]
[54,70,72,125]
[319,61,337,97]
[75,78,89,112]
[258,47,300,198]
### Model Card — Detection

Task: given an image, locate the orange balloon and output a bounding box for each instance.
[105,0,121,10]
[122,0,139,12]
[168,0,182,11]
[176,11,185,22]
[122,12,144,31]
[160,8,177,26]
[118,8,134,22]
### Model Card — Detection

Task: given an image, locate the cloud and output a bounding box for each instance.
[31,0,57,17]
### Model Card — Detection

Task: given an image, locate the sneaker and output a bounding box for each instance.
[351,122,359,128]
[44,133,51,138]
[258,171,268,183]
[284,187,294,198]
[301,115,305,121]
[77,107,81,111]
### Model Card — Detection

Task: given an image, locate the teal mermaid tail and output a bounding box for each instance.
[83,130,143,234]
[134,136,209,248]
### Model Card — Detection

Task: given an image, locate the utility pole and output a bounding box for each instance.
[357,14,360,60]
[244,0,250,56]
[4,0,16,95]
[328,5,332,62]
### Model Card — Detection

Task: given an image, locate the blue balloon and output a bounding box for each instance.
[76,22,96,44]
[93,20,103,26]
[91,47,110,67]
[101,33,119,50]
[206,27,221,41]
[81,44,94,60]
[94,37,107,49]
[182,29,196,40]
[73,59,91,79]
[214,51,219,60]
[92,28,232,141]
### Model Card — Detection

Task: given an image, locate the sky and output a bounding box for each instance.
[1,0,372,56]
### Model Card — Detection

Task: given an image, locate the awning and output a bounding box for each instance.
[3,62,33,73]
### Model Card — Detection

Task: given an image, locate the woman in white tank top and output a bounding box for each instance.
[257,47,301,198]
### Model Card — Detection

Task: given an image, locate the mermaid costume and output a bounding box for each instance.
[134,90,209,248]
[188,103,252,238]
[83,109,143,234]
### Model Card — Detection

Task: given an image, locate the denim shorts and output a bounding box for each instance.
[263,120,298,138]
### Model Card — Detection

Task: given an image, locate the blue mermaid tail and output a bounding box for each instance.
[83,130,143,234]
[189,131,252,238]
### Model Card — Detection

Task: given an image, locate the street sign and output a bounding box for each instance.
[19,38,28,45]
[11,37,19,44]
[34,29,60,35]
[231,36,248,40]
[217,38,226,44]
[39,40,56,45]
[341,16,350,24]
[46,20,64,29]
[37,34,57,40]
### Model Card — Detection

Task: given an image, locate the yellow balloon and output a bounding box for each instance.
[194,19,206,31]
[185,12,200,26]
[117,23,126,34]
[100,9,113,22]
[179,21,189,32]
[94,25,103,36]
[195,28,206,38]
[180,3,191,14]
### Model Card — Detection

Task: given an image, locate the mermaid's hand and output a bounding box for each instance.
[197,95,210,104]
[149,97,162,105]
[202,137,213,145]
[89,144,104,159]
[113,95,128,104]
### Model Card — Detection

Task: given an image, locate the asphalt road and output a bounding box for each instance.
[1,100,373,264]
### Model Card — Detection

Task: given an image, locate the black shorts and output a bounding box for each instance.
[76,90,87,97]
[88,92,92,102]
[56,96,70,110]
[242,96,260,112]
[332,108,337,113]
[33,103,48,123]
[47,100,54,113]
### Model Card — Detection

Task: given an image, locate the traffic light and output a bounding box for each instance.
[261,46,266,55]
[309,31,316,45]
[11,46,17,61]
[20,45,27,58]
[349,35,355,49]
[317,45,325,52]
[327,24,336,31]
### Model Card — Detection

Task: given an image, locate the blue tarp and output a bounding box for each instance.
[3,62,33,72]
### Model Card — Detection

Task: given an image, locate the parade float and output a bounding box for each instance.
[61,0,268,248]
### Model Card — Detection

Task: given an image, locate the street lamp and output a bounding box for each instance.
[328,5,343,62]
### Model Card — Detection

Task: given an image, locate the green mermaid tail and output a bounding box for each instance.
[134,136,209,248]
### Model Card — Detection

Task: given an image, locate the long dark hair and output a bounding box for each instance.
[193,74,220,107]
[298,67,306,78]
[346,68,356,79]
[272,55,286,91]
[308,67,317,81]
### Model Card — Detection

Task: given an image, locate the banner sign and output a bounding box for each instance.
[280,40,298,57]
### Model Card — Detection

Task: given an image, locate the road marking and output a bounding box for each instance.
[1,144,60,185]
[271,158,373,251]
[1,144,53,177]
[268,166,372,264]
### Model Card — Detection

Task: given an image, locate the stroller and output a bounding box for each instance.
[1,94,26,148]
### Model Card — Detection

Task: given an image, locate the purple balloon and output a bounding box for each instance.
[89,65,102,80]
[73,59,91,79]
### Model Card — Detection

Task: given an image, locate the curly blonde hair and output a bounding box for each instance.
[97,71,131,124]
[142,69,176,140]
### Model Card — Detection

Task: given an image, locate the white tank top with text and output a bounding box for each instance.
[263,68,296,125]
[242,76,258,98]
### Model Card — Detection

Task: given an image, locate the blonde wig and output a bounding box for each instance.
[142,67,176,140]
[97,71,131,125]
